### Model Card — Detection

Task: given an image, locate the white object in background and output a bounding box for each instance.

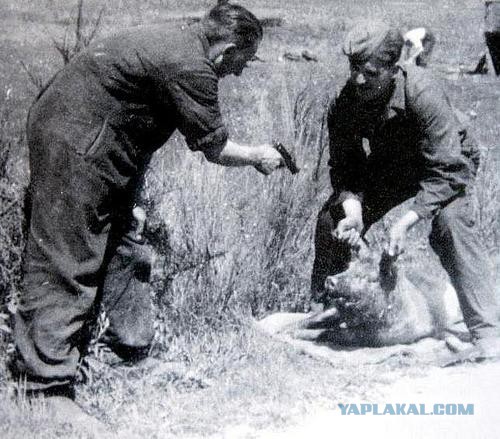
[403,27,436,67]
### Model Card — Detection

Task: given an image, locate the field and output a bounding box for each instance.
[0,0,499,438]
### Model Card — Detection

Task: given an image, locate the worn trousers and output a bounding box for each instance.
[11,135,154,393]
[311,191,500,341]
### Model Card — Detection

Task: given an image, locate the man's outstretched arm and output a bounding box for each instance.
[203,139,283,175]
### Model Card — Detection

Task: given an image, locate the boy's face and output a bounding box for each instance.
[349,59,396,103]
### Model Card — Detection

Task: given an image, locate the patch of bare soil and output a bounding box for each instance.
[267,362,500,439]
[216,338,500,439]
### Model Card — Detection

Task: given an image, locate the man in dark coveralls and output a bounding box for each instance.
[10,2,283,422]
[311,20,500,359]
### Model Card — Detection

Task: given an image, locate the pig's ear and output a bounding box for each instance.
[379,250,398,292]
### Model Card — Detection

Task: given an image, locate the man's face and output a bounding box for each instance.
[216,40,260,77]
[349,59,396,103]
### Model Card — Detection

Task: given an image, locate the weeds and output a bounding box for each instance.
[0,92,25,316]
[20,0,105,91]
[0,88,25,411]
[139,71,331,348]
[52,0,105,65]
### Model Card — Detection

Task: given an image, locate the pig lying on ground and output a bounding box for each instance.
[256,246,465,350]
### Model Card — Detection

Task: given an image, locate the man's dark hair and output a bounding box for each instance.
[202,2,263,48]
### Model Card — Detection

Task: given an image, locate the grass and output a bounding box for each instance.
[0,0,499,437]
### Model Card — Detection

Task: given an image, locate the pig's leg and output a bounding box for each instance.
[299,307,341,329]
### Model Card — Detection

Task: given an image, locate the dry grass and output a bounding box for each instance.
[0,0,499,437]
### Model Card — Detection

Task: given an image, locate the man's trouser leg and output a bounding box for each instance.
[429,195,500,340]
[99,226,155,362]
[310,199,352,306]
[11,145,113,394]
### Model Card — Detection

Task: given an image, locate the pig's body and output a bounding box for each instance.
[257,250,463,347]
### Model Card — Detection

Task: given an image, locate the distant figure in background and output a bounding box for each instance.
[484,0,500,74]
[402,27,477,129]
[402,27,436,67]
[10,1,283,428]
[470,1,500,75]
[310,20,500,364]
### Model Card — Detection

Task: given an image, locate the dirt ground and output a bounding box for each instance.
[249,361,500,439]
[207,333,500,439]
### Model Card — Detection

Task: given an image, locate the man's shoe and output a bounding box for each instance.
[440,346,485,367]
[441,336,500,367]
[444,335,472,353]
[474,336,500,359]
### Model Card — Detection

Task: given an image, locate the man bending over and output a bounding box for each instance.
[311,20,499,360]
[10,1,283,423]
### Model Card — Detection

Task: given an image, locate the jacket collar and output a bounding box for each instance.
[385,64,407,119]
[194,24,211,59]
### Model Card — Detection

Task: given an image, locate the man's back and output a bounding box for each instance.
[28,24,220,157]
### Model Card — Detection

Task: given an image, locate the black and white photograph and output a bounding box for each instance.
[0,0,499,438]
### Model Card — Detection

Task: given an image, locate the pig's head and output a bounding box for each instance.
[321,248,402,332]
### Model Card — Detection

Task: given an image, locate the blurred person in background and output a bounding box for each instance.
[310,20,499,362]
[401,26,435,67]
[9,1,282,427]
[484,0,500,74]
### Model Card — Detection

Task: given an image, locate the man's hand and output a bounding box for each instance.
[334,215,364,247]
[254,145,284,175]
[388,210,420,257]
[204,140,282,173]
[273,142,300,174]
[333,198,364,247]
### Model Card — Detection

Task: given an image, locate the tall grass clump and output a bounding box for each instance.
[20,0,105,92]
[0,91,26,387]
[52,0,105,65]
[140,68,334,354]
[0,92,25,316]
